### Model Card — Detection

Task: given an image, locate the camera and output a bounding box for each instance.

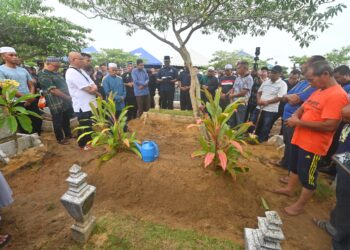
[253,47,260,70]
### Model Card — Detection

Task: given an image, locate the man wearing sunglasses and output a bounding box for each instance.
[0,46,42,135]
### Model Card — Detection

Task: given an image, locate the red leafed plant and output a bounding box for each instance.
[188,88,256,179]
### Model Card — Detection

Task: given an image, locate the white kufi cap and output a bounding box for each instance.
[0,47,16,54]
[208,66,215,71]
[108,63,118,68]
[225,64,233,70]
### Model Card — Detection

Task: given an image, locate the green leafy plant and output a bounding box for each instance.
[0,79,41,133]
[188,88,252,179]
[76,94,141,162]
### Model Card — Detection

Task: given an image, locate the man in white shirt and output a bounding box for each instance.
[65,51,100,150]
[250,65,287,142]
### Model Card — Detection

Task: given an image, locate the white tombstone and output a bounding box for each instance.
[154,88,160,110]
[61,164,96,243]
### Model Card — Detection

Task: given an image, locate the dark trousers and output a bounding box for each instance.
[125,97,137,121]
[150,91,155,109]
[322,123,344,166]
[160,89,174,109]
[250,108,278,142]
[330,165,350,250]
[180,90,192,110]
[245,103,256,122]
[51,109,72,141]
[136,95,150,118]
[281,124,295,169]
[75,110,92,148]
[18,100,42,135]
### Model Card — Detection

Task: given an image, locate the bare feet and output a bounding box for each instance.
[282,205,304,216]
[272,187,293,197]
[279,176,289,184]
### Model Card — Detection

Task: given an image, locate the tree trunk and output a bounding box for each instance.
[179,47,201,118]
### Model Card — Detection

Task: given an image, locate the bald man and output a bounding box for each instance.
[65,51,100,150]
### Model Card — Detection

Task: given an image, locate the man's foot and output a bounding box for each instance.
[282,205,304,216]
[279,176,289,184]
[0,234,11,248]
[57,139,70,145]
[272,187,293,197]
[81,144,93,151]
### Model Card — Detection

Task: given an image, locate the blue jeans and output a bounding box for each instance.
[230,105,247,128]
[250,108,278,142]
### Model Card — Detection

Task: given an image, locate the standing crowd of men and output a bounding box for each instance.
[1,45,350,249]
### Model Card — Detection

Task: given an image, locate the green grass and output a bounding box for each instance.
[315,179,335,201]
[68,213,241,250]
[148,108,194,117]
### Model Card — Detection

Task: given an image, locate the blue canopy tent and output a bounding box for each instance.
[82,46,99,54]
[130,48,162,68]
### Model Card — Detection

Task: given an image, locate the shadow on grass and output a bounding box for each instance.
[68,213,241,250]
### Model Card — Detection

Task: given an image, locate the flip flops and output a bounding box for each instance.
[0,234,11,249]
[312,218,337,236]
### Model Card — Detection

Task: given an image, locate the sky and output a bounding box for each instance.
[47,0,350,67]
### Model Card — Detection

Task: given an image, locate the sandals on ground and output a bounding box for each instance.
[312,218,337,237]
[0,234,11,249]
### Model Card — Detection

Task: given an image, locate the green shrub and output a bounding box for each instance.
[76,94,141,162]
[188,88,252,179]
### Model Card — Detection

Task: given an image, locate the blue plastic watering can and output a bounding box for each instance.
[134,140,159,162]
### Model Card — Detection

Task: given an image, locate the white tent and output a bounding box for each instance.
[169,49,209,67]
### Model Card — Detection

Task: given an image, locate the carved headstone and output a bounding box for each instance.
[244,211,285,250]
[61,164,96,243]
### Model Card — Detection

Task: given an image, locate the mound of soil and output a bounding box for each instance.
[1,116,334,249]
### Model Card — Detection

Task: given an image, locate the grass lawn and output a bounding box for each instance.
[148,109,194,117]
[68,213,241,250]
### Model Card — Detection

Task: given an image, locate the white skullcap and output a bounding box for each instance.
[225,64,233,70]
[208,66,215,71]
[108,63,118,68]
[0,47,16,54]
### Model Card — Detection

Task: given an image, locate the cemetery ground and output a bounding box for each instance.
[1,115,335,249]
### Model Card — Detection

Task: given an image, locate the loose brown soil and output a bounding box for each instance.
[1,116,334,249]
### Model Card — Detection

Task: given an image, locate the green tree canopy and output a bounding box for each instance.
[0,0,92,60]
[92,49,138,67]
[289,45,350,68]
[59,0,345,116]
[325,46,350,67]
[209,50,269,70]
